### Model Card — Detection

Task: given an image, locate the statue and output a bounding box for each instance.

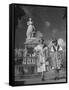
[26,18,35,40]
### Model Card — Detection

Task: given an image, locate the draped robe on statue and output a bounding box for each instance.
[26,25,34,39]
[26,18,35,39]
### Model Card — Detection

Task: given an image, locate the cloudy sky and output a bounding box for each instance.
[15,5,66,48]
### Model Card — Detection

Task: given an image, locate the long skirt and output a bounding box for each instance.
[50,52,62,69]
[37,54,46,72]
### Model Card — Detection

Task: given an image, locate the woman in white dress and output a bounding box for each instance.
[34,39,46,81]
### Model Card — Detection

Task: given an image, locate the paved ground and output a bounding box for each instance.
[15,70,66,84]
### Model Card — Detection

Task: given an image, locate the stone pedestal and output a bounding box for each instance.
[22,38,40,74]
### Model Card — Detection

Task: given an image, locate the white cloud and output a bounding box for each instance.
[45,21,50,27]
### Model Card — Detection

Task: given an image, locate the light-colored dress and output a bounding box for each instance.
[34,44,46,72]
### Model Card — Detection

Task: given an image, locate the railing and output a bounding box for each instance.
[23,56,38,65]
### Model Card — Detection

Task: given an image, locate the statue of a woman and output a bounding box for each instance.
[26,18,35,39]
